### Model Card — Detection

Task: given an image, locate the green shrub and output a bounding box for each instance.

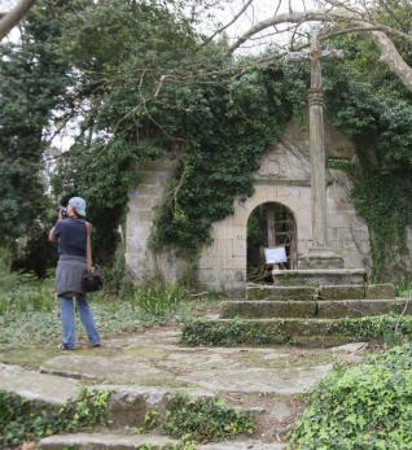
[162,395,255,442]
[395,281,412,299]
[289,345,412,449]
[0,388,110,447]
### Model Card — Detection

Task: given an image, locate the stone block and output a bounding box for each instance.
[320,285,365,300]
[219,301,316,319]
[367,284,395,299]
[40,433,179,449]
[247,285,315,301]
[272,269,366,286]
[317,299,412,319]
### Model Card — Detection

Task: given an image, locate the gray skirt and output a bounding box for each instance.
[56,255,87,296]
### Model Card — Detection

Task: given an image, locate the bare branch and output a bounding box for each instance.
[200,0,254,48]
[0,0,37,41]
[228,10,352,54]
[228,9,412,54]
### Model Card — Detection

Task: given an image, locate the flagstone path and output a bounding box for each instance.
[0,327,368,449]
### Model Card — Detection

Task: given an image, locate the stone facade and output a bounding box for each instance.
[126,119,376,292]
[125,159,188,283]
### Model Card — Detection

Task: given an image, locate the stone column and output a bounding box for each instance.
[299,30,343,269]
[308,88,328,250]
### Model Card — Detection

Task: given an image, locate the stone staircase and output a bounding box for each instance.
[206,269,411,347]
[0,363,282,450]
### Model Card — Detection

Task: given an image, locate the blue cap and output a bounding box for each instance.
[68,197,86,217]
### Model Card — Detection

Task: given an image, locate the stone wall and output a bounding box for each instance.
[125,120,373,292]
[125,159,189,284]
[197,120,371,293]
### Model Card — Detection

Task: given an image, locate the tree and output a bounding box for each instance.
[0,0,37,41]
[223,0,412,94]
[0,0,88,254]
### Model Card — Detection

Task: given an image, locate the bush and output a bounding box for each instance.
[162,395,255,442]
[290,345,412,449]
[0,388,110,447]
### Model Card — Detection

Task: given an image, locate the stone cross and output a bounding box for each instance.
[289,28,344,268]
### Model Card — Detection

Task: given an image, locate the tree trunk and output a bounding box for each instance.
[0,0,37,41]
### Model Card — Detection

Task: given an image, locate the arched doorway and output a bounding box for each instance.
[247,202,297,283]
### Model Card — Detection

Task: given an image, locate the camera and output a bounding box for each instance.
[59,207,67,218]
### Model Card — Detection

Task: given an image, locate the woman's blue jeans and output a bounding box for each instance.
[59,294,100,349]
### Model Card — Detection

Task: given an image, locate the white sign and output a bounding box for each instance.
[264,247,287,264]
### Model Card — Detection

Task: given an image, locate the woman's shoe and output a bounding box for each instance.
[58,344,75,351]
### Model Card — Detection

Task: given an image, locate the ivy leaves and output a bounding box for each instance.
[290,345,412,449]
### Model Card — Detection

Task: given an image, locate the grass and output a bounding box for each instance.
[395,281,412,299]
[0,262,221,362]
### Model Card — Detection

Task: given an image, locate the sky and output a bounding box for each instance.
[0,0,319,53]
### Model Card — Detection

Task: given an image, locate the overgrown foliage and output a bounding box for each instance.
[161,395,255,442]
[290,345,412,449]
[0,388,110,447]
[182,315,412,347]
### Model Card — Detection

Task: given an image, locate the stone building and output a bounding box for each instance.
[125,119,411,293]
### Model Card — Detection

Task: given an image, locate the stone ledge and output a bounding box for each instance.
[247,284,396,301]
[220,299,410,319]
[181,316,412,348]
[40,433,286,450]
[91,385,215,428]
[0,363,81,406]
[40,432,179,449]
[272,269,366,286]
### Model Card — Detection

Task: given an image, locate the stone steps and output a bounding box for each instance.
[247,284,395,301]
[40,433,285,449]
[181,314,412,347]
[206,317,383,336]
[220,299,410,319]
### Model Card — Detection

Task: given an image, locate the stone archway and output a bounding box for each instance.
[247,202,298,283]
[196,183,310,293]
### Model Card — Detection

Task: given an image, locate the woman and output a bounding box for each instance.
[49,197,101,350]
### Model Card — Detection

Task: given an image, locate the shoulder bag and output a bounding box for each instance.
[82,221,103,292]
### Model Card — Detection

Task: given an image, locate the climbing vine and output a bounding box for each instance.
[150,61,307,253]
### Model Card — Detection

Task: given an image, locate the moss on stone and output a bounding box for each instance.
[181,315,412,347]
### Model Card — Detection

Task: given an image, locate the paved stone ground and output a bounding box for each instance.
[1,328,368,448]
[39,329,345,394]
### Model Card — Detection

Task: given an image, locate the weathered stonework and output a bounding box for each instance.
[125,119,373,292]
[125,158,190,284]
[196,120,370,292]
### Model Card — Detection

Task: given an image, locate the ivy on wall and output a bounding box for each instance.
[149,57,412,282]
[150,61,308,254]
